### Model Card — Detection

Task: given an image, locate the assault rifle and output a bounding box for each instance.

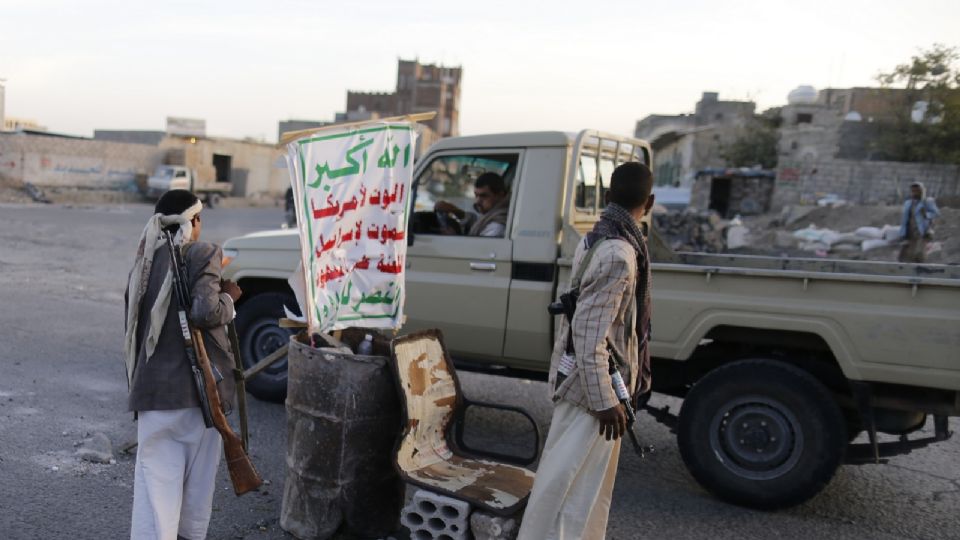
[163,230,263,495]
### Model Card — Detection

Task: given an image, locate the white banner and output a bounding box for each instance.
[286,122,416,333]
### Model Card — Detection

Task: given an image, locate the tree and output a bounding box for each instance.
[720,108,781,169]
[874,44,960,164]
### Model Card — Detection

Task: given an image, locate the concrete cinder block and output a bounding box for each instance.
[400,489,470,540]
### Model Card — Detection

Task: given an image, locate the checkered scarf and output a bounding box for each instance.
[589,203,653,380]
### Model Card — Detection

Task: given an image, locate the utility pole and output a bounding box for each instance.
[0,78,6,132]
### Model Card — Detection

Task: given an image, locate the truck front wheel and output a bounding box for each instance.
[677,358,846,509]
[234,292,296,403]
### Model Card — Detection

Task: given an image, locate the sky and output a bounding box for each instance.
[2,0,959,142]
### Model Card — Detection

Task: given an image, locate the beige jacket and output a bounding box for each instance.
[549,238,641,412]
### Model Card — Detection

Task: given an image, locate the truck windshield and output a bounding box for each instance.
[154,167,175,178]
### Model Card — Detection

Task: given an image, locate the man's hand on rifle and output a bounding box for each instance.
[592,404,628,441]
[222,279,242,302]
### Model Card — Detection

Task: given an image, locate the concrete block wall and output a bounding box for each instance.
[774,158,960,208]
[690,178,710,210]
[690,176,775,216]
[728,177,775,215]
[0,132,289,197]
[0,133,161,189]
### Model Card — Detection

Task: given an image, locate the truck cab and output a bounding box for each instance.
[223,130,648,389]
[147,165,194,198]
[146,164,232,207]
[401,131,648,371]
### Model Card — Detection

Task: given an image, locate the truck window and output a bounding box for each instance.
[411,153,519,237]
[175,170,187,178]
[575,154,618,216]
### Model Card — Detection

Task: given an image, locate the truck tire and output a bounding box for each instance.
[235,292,297,402]
[206,193,221,208]
[677,358,846,509]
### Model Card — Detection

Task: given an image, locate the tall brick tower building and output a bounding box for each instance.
[346,59,462,138]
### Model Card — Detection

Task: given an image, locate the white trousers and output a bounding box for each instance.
[518,401,621,540]
[131,408,222,540]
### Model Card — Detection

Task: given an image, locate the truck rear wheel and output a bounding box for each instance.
[206,193,221,208]
[235,292,296,402]
[677,358,846,509]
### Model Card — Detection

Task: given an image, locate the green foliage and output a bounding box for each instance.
[720,109,780,169]
[874,44,960,164]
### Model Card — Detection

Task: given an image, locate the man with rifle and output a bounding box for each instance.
[124,189,259,539]
[518,162,655,540]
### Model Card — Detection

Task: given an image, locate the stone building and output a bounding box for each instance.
[690,168,777,218]
[635,92,755,187]
[637,85,960,210]
[345,59,462,138]
[773,85,960,207]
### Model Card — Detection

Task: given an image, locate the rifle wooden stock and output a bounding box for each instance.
[192,327,263,496]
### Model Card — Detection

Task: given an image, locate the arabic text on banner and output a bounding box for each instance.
[286,122,416,332]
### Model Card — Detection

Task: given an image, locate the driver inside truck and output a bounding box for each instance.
[434,172,510,237]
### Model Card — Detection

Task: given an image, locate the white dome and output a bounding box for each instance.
[911,101,928,123]
[788,85,818,105]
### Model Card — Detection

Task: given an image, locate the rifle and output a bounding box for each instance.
[607,346,653,458]
[227,321,250,453]
[163,230,263,495]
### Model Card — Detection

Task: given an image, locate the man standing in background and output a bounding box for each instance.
[899,182,940,263]
[124,189,242,539]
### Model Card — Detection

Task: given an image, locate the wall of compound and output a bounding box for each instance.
[773,158,960,207]
[0,132,161,189]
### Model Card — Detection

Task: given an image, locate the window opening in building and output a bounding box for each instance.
[213,154,232,183]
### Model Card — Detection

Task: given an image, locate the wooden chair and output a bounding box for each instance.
[390,330,541,516]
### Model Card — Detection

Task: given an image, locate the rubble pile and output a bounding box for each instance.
[788,224,904,254]
[653,211,730,253]
[739,204,960,263]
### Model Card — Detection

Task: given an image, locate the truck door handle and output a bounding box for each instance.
[469,262,497,272]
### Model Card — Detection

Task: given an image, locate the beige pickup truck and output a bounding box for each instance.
[221,129,960,509]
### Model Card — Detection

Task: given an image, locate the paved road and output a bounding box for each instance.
[0,203,957,540]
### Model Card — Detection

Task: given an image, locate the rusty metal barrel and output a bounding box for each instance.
[280,333,403,539]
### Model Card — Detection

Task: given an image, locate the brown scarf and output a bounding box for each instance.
[468,197,510,236]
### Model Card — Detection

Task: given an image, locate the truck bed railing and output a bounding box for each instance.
[656,252,960,286]
[561,130,652,226]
